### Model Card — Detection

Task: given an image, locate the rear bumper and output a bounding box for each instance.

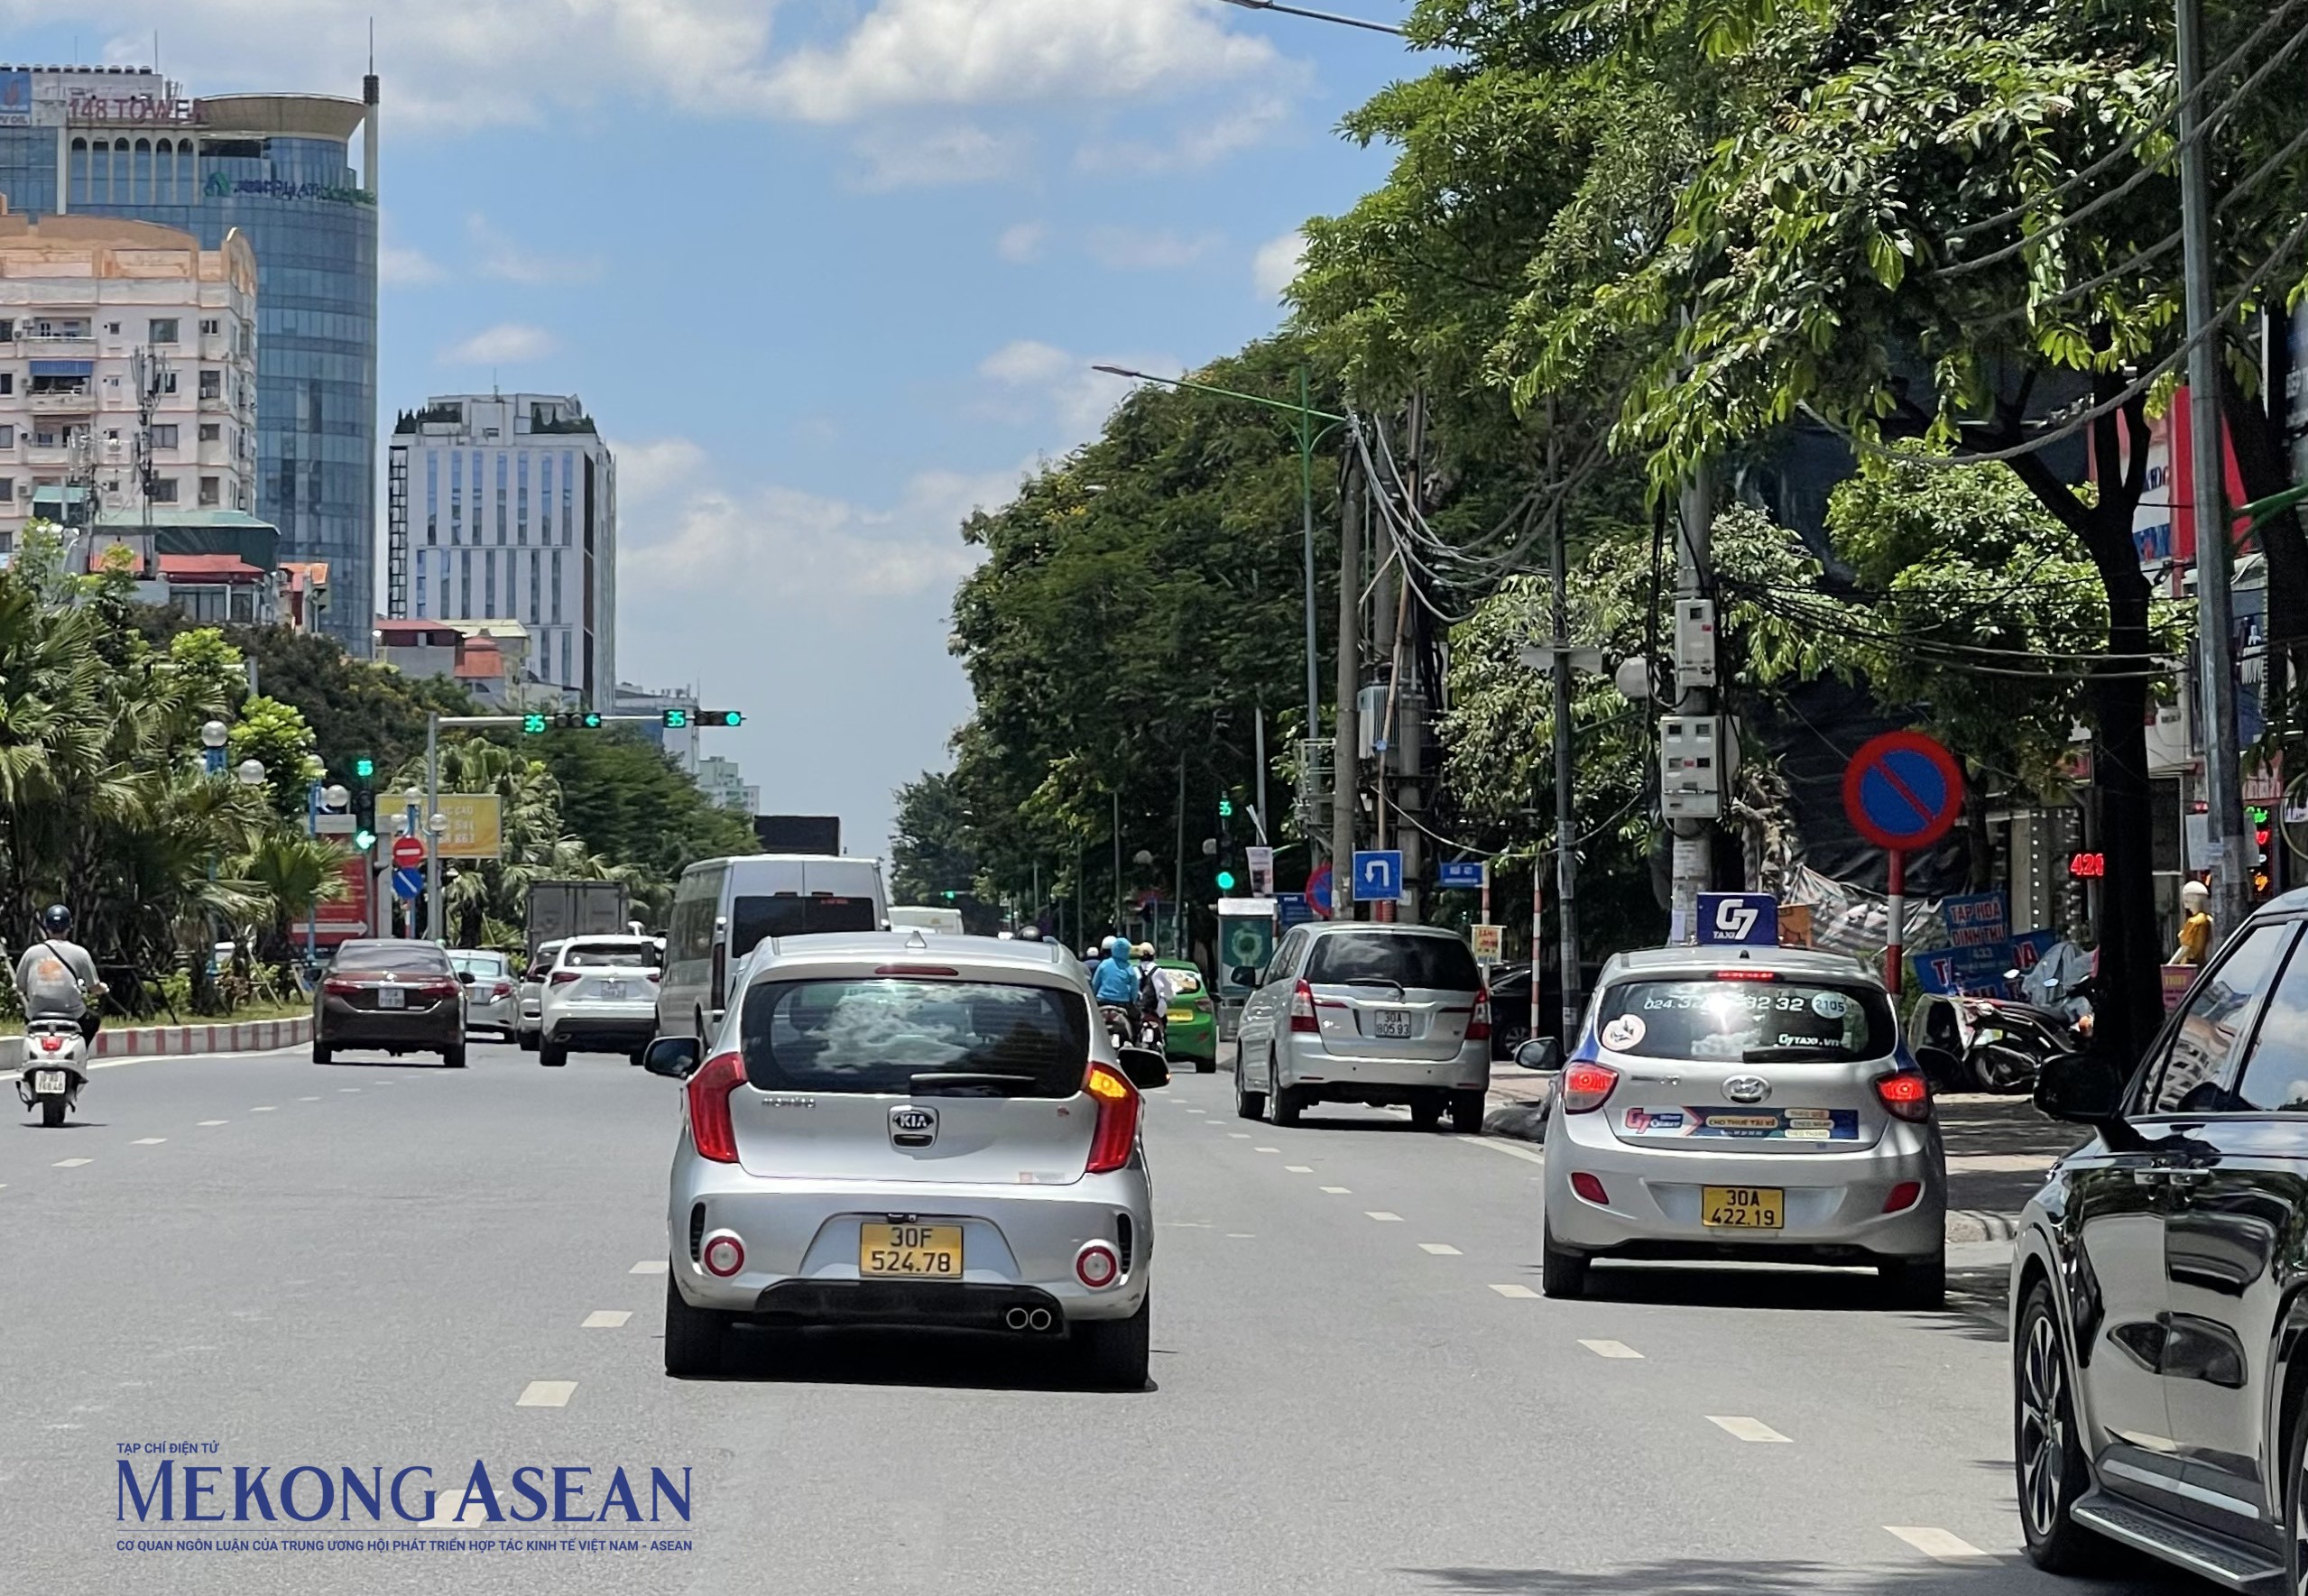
[667,1164,1153,1324]
[319,998,461,1050]
[1276,1036,1490,1097]
[1166,1019,1217,1060]
[542,1003,656,1049]
[465,997,516,1031]
[1544,1110,1946,1261]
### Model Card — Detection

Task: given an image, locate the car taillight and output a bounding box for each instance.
[1559,1061,1619,1114]
[686,1052,746,1164]
[323,978,361,996]
[1467,987,1491,1041]
[1570,1171,1610,1205]
[1289,980,1319,1034]
[415,980,459,1000]
[549,970,579,985]
[492,982,513,997]
[1883,1180,1924,1213]
[1876,1071,1932,1123]
[701,1232,745,1278]
[1084,1061,1141,1174]
[643,970,660,983]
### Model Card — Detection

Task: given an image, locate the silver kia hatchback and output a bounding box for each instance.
[642,931,1167,1387]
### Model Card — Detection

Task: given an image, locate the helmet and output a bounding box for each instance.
[1084,946,1102,961]
[1133,942,1154,959]
[38,904,72,938]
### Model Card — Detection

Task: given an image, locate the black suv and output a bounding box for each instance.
[2012,889,2308,1588]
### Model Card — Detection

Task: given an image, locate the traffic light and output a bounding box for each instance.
[547,711,606,730]
[353,756,375,780]
[1217,797,1233,818]
[662,709,690,730]
[1215,869,1238,891]
[351,757,377,852]
[522,714,549,734]
[697,710,743,728]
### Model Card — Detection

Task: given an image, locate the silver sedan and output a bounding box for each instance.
[641,932,1167,1388]
[448,949,517,1038]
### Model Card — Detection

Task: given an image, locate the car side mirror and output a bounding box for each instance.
[1118,1045,1169,1092]
[1516,1037,1563,1073]
[1230,965,1260,988]
[642,1037,701,1080]
[457,971,475,984]
[2034,1051,2128,1128]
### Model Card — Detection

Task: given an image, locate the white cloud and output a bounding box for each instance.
[975,338,1177,443]
[467,215,601,283]
[1252,228,1308,300]
[996,222,1048,263]
[439,322,559,365]
[849,123,1028,190]
[379,242,446,286]
[978,340,1075,388]
[1076,93,1295,174]
[760,0,1279,123]
[1086,226,1222,272]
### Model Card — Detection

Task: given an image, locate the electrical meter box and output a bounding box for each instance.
[1673,599,1719,689]
[1660,715,1725,820]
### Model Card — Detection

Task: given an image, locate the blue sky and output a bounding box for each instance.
[8,0,1416,855]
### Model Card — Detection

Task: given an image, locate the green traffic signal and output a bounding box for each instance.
[522,714,549,734]
[353,755,375,780]
[1215,869,1238,890]
[698,710,743,728]
[1217,798,1233,818]
[663,709,690,730]
[354,829,378,853]
[583,712,605,730]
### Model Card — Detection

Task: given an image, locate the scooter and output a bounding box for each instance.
[1912,975,2094,1094]
[1099,1004,1136,1052]
[16,1019,89,1128]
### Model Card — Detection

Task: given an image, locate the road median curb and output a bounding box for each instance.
[86,1016,312,1058]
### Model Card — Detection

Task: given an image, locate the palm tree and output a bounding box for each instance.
[235,828,352,961]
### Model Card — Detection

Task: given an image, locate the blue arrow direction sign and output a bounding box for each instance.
[1436,860,1488,890]
[392,867,424,900]
[1352,850,1403,903]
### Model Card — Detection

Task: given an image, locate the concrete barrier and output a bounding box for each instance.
[88,1015,312,1058]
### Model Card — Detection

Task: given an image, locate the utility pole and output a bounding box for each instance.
[425,713,441,943]
[1668,467,1716,941]
[1394,392,1428,925]
[2179,0,2250,936]
[1547,416,1583,1043]
[1331,456,1362,917]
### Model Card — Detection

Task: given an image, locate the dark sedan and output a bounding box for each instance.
[314,940,466,1068]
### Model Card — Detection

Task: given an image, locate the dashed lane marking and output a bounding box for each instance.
[630,1260,669,1275]
[1463,1137,1546,1166]
[297,1096,321,1102]
[252,1106,276,1112]
[1253,1146,1279,1153]
[1488,1283,1538,1298]
[197,1120,226,1126]
[515,1381,577,1408]
[1418,1243,1463,1255]
[1225,1232,1255,1239]
[1708,1416,1791,1444]
[1320,1185,1352,1194]
[1366,1211,1404,1222]
[1284,1165,1313,1173]
[131,1138,166,1146]
[52,1158,91,1168]
[1581,1339,1644,1359]
[1885,1527,1992,1562]
[1228,1133,1251,1139]
[581,1312,632,1329]
[338,1089,361,1094]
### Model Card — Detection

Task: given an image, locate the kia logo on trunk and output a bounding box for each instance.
[1723,1075,1771,1104]
[889,1105,939,1148]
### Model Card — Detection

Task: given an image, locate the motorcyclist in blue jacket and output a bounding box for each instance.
[1090,936,1142,1035]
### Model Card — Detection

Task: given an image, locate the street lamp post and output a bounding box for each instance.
[199,719,229,778]
[1218,0,1406,35]
[1091,363,1345,791]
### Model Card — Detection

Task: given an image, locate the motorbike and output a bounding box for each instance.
[1911,974,2094,1095]
[1099,1003,1136,1052]
[16,1018,89,1128]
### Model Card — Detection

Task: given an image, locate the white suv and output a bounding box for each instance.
[539,935,661,1068]
[642,932,1168,1387]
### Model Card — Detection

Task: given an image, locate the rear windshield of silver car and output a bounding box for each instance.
[1307,932,1481,992]
[562,941,660,968]
[1593,977,1894,1063]
[738,978,1089,1097]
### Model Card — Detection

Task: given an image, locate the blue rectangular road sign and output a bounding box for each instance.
[392,867,424,900]
[1352,851,1404,903]
[1436,860,1488,890]
[1696,892,1778,946]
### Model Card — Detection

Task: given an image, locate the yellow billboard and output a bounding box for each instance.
[439,793,503,859]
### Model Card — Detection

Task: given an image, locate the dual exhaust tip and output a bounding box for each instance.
[1002,1306,1054,1333]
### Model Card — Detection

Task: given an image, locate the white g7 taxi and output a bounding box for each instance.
[1537,946,1946,1306]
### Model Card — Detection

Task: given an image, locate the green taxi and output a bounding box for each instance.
[1159,958,1219,1072]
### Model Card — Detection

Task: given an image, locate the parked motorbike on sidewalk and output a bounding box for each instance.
[16,1019,89,1127]
[1911,975,2093,1094]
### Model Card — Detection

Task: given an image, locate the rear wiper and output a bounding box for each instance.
[1740,1048,1834,1063]
[907,1071,1041,1097]
[1336,977,1407,996]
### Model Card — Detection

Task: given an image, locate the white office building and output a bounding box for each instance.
[385,392,614,707]
[0,211,258,554]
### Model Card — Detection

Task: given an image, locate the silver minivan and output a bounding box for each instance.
[1233,923,1491,1131]
[643,932,1166,1388]
[657,855,891,1045]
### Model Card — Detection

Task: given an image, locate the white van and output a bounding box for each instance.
[888,904,965,936]
[656,855,890,1041]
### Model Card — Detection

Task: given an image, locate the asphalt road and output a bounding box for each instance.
[0,1038,2192,1595]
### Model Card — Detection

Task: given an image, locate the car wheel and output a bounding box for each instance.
[518,1030,539,1053]
[1196,1054,1217,1075]
[2283,1374,2308,1595]
[1448,1090,1486,1133]
[1409,1093,1444,1131]
[1074,1296,1150,1391]
[1879,1248,1946,1310]
[1271,1076,1302,1127]
[311,1042,332,1066]
[1540,1220,1588,1299]
[661,1274,729,1379]
[1233,1055,1266,1121]
[443,1044,467,1070]
[540,1042,568,1069]
[2016,1277,2113,1573]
